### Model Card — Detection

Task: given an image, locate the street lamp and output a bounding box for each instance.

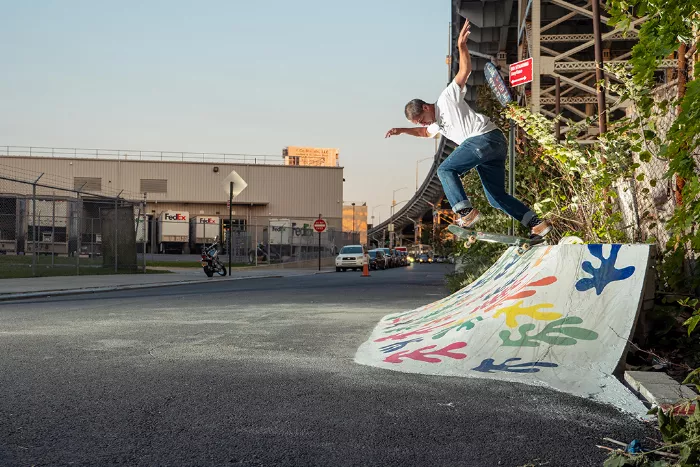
[416,156,433,191]
[391,187,409,220]
[390,189,409,249]
[371,204,385,227]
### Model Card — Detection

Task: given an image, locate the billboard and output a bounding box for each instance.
[284,147,339,167]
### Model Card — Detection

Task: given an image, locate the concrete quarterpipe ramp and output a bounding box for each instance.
[355,244,652,415]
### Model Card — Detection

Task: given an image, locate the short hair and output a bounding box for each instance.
[404,99,427,120]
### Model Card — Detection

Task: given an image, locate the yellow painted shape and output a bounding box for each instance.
[493,300,562,328]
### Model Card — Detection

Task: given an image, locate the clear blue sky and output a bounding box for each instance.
[1,0,450,224]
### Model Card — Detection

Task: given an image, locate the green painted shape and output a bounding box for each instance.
[432,317,484,340]
[499,317,599,347]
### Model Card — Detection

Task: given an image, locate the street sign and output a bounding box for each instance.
[222,170,248,197]
[509,58,533,86]
[484,61,513,107]
[313,219,327,233]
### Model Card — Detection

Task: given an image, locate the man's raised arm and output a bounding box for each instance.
[454,18,472,88]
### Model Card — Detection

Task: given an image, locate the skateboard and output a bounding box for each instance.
[484,61,513,107]
[448,224,546,256]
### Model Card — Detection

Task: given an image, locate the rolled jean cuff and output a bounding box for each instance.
[521,210,535,227]
[452,200,472,213]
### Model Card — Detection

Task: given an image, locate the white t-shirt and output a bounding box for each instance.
[426,79,498,144]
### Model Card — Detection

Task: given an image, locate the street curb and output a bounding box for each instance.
[0,270,334,302]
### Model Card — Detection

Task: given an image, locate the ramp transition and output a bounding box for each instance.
[355,244,652,415]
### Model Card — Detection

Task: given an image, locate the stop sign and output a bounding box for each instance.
[313,219,327,233]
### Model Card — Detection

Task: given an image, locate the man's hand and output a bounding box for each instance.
[458,17,470,51]
[385,128,403,138]
[454,17,472,87]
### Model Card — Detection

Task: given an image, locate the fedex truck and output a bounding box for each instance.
[158,210,190,254]
[190,216,220,252]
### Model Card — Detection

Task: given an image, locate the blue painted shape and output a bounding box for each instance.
[471,357,559,373]
[379,338,423,353]
[575,244,635,295]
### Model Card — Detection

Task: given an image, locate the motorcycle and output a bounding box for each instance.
[201,236,227,277]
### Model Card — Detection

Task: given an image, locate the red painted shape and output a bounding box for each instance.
[505,290,537,300]
[527,276,557,287]
[384,342,468,364]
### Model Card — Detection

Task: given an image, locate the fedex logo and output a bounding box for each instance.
[199,218,218,224]
[164,213,187,221]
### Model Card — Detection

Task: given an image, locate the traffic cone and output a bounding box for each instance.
[361,254,370,277]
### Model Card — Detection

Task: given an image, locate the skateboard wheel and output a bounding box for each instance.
[521,243,531,251]
[516,248,524,256]
[463,241,471,249]
[468,235,476,244]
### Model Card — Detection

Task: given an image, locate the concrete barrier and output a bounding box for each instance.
[355,244,653,415]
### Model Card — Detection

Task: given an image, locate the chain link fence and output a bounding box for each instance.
[0,171,353,277]
[194,218,353,264]
[0,174,146,278]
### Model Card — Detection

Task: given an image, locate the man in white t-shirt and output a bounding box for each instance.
[385,17,552,239]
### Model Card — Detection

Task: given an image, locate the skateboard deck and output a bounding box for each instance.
[484,61,513,107]
[448,224,545,255]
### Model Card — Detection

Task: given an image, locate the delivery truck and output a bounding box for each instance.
[158,210,190,253]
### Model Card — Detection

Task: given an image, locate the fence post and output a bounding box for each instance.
[142,196,147,273]
[318,216,322,271]
[76,194,81,275]
[115,191,123,272]
[91,218,95,261]
[229,182,233,272]
[51,196,56,267]
[31,173,44,277]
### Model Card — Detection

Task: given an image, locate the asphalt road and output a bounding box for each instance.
[0,264,654,466]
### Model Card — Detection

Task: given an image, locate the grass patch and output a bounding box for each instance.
[0,254,101,266]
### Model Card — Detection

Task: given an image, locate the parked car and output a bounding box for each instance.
[370,249,390,269]
[336,245,365,272]
[368,249,387,270]
[379,248,395,267]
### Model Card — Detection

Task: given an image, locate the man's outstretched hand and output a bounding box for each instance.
[385,128,402,138]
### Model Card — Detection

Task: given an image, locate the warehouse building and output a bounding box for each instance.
[0,153,345,258]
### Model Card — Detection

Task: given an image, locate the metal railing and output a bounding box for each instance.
[1,145,283,165]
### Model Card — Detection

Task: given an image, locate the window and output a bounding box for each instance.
[140,179,167,193]
[74,177,101,192]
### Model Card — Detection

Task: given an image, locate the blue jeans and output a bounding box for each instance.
[437,129,535,227]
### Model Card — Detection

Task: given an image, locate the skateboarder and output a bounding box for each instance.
[385,17,552,239]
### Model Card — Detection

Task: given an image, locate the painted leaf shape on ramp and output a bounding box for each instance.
[499,317,599,347]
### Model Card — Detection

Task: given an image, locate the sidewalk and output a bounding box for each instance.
[0,266,335,301]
